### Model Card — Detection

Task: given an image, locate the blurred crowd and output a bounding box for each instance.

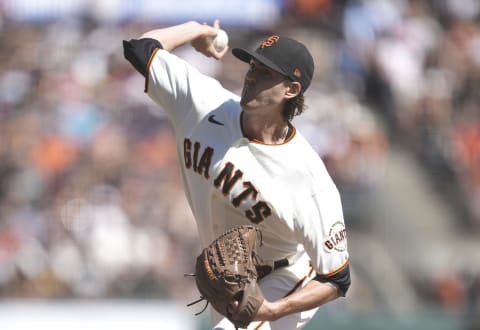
[0,15,200,300]
[0,0,478,322]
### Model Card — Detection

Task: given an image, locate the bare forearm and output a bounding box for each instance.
[257,280,338,321]
[140,21,205,52]
[138,20,227,60]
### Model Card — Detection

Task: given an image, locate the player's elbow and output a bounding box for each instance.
[313,263,351,297]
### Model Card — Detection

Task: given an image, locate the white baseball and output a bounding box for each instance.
[213,29,228,52]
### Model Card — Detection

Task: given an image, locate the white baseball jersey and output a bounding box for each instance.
[145,48,349,329]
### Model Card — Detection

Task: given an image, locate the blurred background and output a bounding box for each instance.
[0,0,479,329]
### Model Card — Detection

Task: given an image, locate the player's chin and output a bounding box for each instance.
[240,93,257,110]
[240,97,250,109]
[240,97,248,108]
[240,84,255,103]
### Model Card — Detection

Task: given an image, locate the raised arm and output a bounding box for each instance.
[123,20,235,128]
[140,20,229,59]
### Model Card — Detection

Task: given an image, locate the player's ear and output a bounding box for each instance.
[285,81,301,99]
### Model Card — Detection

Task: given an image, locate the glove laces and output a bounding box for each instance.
[184,273,209,316]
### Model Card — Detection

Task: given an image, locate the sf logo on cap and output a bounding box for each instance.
[260,35,279,48]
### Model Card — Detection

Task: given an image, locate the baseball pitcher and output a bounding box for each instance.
[123,19,350,329]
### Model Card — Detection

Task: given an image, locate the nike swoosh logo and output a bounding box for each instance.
[208,114,224,126]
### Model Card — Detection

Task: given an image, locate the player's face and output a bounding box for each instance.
[240,60,290,113]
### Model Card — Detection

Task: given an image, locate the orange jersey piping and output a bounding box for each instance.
[144,47,161,93]
[317,259,350,278]
[240,111,296,146]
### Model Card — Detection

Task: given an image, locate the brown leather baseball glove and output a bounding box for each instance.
[189,225,265,329]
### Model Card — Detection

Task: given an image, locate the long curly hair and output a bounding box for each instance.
[283,93,306,121]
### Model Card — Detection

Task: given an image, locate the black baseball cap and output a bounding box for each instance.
[232,35,314,93]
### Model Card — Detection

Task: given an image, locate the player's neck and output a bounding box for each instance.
[241,111,290,145]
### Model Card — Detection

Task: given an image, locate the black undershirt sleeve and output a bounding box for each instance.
[123,38,163,77]
[312,263,351,297]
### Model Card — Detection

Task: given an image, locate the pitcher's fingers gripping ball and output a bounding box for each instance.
[213,29,229,52]
[190,225,264,329]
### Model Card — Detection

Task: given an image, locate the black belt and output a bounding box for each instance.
[256,258,289,280]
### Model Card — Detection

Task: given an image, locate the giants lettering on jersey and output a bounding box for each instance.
[324,221,347,252]
[183,138,272,223]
